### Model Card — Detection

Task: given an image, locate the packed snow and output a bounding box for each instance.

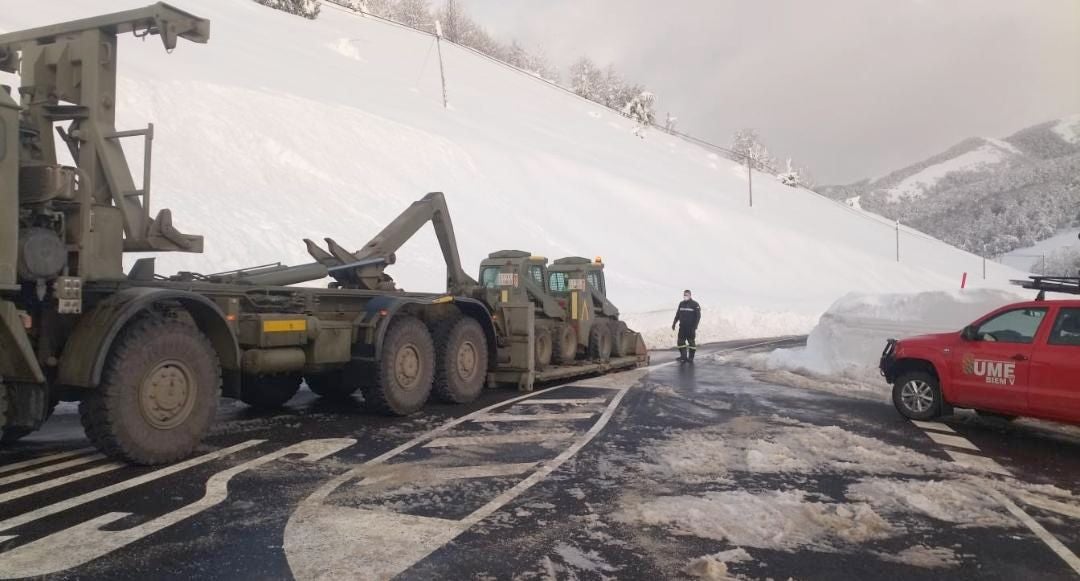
[884,141,1015,202]
[0,1,1023,346]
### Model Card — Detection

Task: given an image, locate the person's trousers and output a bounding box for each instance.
[678,327,697,360]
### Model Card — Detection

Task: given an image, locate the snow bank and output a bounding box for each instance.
[0,1,1025,346]
[761,289,1024,380]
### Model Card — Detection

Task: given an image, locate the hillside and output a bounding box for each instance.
[823,115,1080,256]
[0,0,1023,345]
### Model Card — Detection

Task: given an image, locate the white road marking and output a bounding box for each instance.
[0,454,108,487]
[986,488,1080,575]
[1015,491,1080,520]
[925,432,980,451]
[472,413,596,423]
[285,382,632,581]
[0,439,354,579]
[0,462,125,504]
[423,432,574,448]
[0,440,263,534]
[513,398,609,406]
[0,449,95,476]
[944,450,1010,476]
[910,420,956,433]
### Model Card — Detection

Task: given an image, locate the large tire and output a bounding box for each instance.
[892,371,944,421]
[552,324,578,364]
[610,321,631,357]
[1,396,56,444]
[363,316,434,415]
[588,323,614,362]
[433,317,489,404]
[534,326,553,371]
[79,316,220,465]
[240,374,301,409]
[306,369,359,401]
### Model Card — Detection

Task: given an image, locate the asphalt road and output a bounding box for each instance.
[1,338,1078,580]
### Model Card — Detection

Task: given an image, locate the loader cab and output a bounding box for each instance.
[549,256,605,297]
[478,250,548,305]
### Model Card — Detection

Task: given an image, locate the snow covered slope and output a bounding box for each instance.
[880,138,1021,202]
[0,0,1023,344]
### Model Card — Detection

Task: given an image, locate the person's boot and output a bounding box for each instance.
[688,348,695,363]
[678,347,688,362]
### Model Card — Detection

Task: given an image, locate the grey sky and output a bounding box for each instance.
[464,0,1080,184]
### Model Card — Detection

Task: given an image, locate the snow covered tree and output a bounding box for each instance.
[623,91,656,138]
[1035,247,1080,276]
[777,158,800,187]
[437,0,467,42]
[358,0,393,17]
[569,57,603,100]
[251,0,322,19]
[732,128,777,172]
[663,112,678,133]
[391,0,434,32]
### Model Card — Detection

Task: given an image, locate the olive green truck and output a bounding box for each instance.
[0,4,647,464]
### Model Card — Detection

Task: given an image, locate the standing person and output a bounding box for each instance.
[672,289,701,362]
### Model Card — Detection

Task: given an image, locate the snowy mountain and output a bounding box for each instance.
[0,0,1024,345]
[822,116,1080,256]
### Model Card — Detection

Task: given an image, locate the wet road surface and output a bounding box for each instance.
[1,338,1078,580]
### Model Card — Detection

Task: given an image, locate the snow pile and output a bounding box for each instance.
[0,1,1024,345]
[617,489,894,551]
[875,545,961,569]
[760,289,1024,380]
[846,478,1016,528]
[683,548,752,581]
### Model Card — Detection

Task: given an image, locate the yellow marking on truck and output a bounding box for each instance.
[500,290,508,303]
[432,296,454,304]
[571,291,579,320]
[263,319,307,333]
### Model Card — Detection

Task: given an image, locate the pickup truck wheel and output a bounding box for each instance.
[80,316,220,465]
[433,317,488,404]
[588,324,613,362]
[240,374,302,409]
[306,370,359,401]
[534,327,553,371]
[552,325,577,364]
[364,316,434,415]
[892,371,943,420]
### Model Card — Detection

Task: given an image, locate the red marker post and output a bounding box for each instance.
[961,272,968,289]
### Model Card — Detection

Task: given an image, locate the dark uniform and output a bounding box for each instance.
[672,298,701,361]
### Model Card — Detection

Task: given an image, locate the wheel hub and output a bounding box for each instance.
[900,380,934,413]
[457,341,477,380]
[138,360,197,429]
[395,344,421,390]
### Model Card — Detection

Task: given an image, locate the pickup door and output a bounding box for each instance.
[949,306,1048,414]
[1028,307,1080,422]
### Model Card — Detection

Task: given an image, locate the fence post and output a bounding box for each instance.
[895,220,900,262]
[434,21,448,109]
[747,156,753,207]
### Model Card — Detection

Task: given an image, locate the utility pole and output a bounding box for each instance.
[747,155,753,207]
[895,220,900,262]
[434,21,448,109]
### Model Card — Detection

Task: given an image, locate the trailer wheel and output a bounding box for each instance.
[588,324,613,362]
[610,321,631,357]
[364,316,434,415]
[306,370,359,401]
[240,374,302,409]
[433,317,489,404]
[80,316,220,465]
[552,325,577,364]
[534,327,553,371]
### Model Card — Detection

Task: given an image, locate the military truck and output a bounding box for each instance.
[0,4,646,465]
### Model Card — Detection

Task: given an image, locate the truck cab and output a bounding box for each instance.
[881,280,1080,426]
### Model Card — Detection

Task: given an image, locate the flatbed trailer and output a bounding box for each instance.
[0,4,646,465]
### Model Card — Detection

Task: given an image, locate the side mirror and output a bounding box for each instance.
[961,325,978,341]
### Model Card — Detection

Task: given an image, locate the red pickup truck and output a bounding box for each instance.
[880,277,1080,425]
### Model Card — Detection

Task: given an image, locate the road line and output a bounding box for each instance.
[0,454,108,487]
[986,487,1080,575]
[925,432,980,451]
[911,420,956,433]
[0,449,95,477]
[0,462,125,504]
[472,413,596,423]
[1015,491,1080,520]
[944,450,1010,476]
[0,439,354,579]
[424,432,574,448]
[513,398,609,406]
[0,440,263,534]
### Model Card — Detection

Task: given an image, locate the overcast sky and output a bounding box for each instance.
[465,0,1080,184]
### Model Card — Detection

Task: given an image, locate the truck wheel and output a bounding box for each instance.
[80,316,220,465]
[588,324,613,362]
[610,321,630,357]
[534,327,553,371]
[892,371,943,421]
[433,317,489,404]
[240,374,301,409]
[552,325,577,364]
[306,370,359,401]
[364,316,434,415]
